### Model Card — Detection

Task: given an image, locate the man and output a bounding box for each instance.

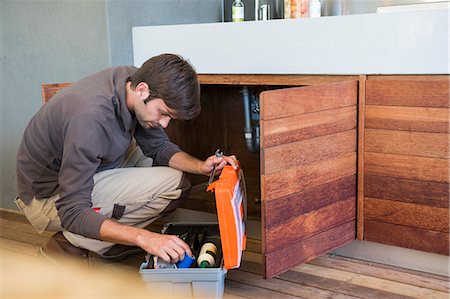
[16,54,238,264]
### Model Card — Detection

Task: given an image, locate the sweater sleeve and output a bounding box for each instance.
[134,124,181,166]
[55,115,109,239]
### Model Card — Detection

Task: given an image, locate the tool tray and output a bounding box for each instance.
[139,166,247,299]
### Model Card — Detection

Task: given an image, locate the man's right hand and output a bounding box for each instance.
[99,219,192,263]
[135,231,192,263]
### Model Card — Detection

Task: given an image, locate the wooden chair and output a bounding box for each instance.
[41,83,71,103]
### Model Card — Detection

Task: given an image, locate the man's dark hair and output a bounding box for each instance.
[128,54,201,120]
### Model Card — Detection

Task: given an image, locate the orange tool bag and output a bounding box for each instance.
[207,165,247,269]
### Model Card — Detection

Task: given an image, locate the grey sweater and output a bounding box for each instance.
[16,66,180,239]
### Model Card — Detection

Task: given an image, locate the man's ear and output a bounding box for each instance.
[135,82,150,97]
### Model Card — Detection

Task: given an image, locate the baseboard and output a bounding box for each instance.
[332,240,450,277]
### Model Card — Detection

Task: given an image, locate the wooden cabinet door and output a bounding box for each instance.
[260,81,358,278]
[364,77,449,255]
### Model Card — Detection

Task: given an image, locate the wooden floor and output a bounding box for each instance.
[1,209,448,299]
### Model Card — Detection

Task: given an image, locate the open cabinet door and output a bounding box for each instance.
[260,81,358,278]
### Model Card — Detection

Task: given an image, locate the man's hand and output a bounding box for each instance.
[200,154,239,176]
[135,231,192,263]
[99,219,192,263]
[169,151,239,176]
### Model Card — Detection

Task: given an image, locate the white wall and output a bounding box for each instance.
[0,0,222,210]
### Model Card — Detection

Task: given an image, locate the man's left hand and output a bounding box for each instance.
[201,154,239,176]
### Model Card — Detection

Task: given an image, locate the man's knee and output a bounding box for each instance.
[159,172,191,216]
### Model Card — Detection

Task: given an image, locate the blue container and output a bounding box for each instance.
[177,254,195,268]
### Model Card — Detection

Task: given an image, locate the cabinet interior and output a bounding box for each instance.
[165,84,294,222]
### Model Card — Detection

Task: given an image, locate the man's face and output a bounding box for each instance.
[134,98,175,129]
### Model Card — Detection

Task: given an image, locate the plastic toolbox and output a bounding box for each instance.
[139,166,247,299]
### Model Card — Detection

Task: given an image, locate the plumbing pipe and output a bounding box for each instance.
[242,86,259,152]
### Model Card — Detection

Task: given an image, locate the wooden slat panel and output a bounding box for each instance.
[198,74,358,86]
[260,81,357,120]
[264,220,355,278]
[365,105,449,133]
[364,197,449,232]
[265,175,356,228]
[41,83,71,103]
[266,197,356,253]
[357,75,366,240]
[365,129,449,158]
[367,75,449,81]
[263,152,356,201]
[364,220,449,256]
[262,106,357,148]
[262,130,356,175]
[363,77,450,256]
[365,152,449,183]
[364,174,449,208]
[261,81,358,278]
[366,80,450,107]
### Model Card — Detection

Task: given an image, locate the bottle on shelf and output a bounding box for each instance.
[232,0,245,22]
[309,0,321,18]
[291,0,309,18]
[259,0,271,21]
[284,0,291,19]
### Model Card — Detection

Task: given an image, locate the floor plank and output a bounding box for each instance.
[227,269,360,299]
[292,263,448,299]
[310,255,450,292]
[225,280,303,299]
[0,237,41,257]
[278,269,413,299]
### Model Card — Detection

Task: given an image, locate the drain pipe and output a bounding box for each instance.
[242,86,259,153]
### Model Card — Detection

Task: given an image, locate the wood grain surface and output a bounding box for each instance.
[262,129,356,175]
[365,152,449,183]
[261,81,358,278]
[260,81,357,120]
[364,197,449,232]
[265,197,356,252]
[41,83,71,103]
[364,220,449,255]
[365,105,449,133]
[261,106,357,148]
[198,74,358,86]
[264,175,356,228]
[365,129,449,158]
[264,221,355,278]
[263,152,356,201]
[357,75,366,240]
[364,174,449,208]
[363,78,450,255]
[366,80,450,107]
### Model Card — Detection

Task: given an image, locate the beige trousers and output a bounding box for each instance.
[15,142,189,254]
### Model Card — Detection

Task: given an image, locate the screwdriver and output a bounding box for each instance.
[208,149,223,185]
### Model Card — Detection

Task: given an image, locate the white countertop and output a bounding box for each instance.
[132,9,449,75]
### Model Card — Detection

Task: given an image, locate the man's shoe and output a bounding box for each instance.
[38,232,90,266]
[99,244,144,261]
